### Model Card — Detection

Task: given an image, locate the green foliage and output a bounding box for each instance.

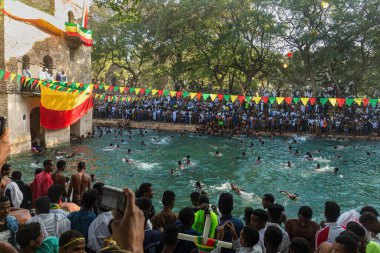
[92,0,380,96]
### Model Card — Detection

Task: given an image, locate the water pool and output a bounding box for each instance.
[9,129,380,221]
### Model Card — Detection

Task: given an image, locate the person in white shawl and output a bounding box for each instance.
[4,181,23,208]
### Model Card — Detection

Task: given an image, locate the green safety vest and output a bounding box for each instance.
[192,210,219,238]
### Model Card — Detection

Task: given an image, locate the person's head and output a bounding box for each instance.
[324,201,340,222]
[162,190,176,209]
[0,195,11,219]
[264,225,283,251]
[218,192,233,216]
[92,182,104,195]
[198,194,209,206]
[267,204,284,224]
[16,222,44,250]
[290,237,311,253]
[332,233,358,253]
[10,171,22,181]
[317,163,321,168]
[77,162,86,172]
[346,221,367,253]
[262,193,275,209]
[297,206,313,227]
[257,156,261,161]
[1,164,12,177]
[251,209,269,229]
[57,160,66,171]
[244,207,253,226]
[195,181,201,188]
[34,168,43,176]
[47,184,65,204]
[240,226,259,247]
[178,161,182,166]
[360,206,379,216]
[35,196,50,214]
[359,212,380,234]
[190,191,200,207]
[0,242,18,253]
[59,230,86,253]
[81,189,98,210]
[139,183,154,199]
[163,224,179,247]
[187,155,190,159]
[137,197,152,213]
[43,160,55,173]
[179,207,195,227]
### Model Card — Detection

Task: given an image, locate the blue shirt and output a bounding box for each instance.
[67,209,96,239]
[217,215,244,253]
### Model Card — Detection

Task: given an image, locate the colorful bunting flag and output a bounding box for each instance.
[4,71,11,80]
[203,93,210,100]
[231,95,238,103]
[163,90,170,96]
[210,94,217,101]
[0,70,4,80]
[217,94,224,101]
[182,91,189,98]
[152,89,158,96]
[145,88,151,95]
[238,95,245,104]
[224,95,230,101]
[119,87,125,93]
[329,98,337,107]
[176,91,182,98]
[190,92,197,99]
[262,97,269,104]
[246,96,252,102]
[284,97,292,105]
[135,88,141,95]
[276,97,284,105]
[309,97,316,105]
[170,91,176,97]
[158,90,163,96]
[301,98,309,106]
[253,97,262,104]
[269,97,276,104]
[196,93,202,100]
[369,99,378,107]
[336,98,346,107]
[346,98,354,106]
[354,98,362,106]
[362,98,369,107]
[140,88,145,95]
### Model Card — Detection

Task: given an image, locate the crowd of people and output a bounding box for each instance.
[0,127,380,253]
[93,95,380,137]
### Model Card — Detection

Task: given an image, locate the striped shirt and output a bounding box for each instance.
[315,222,345,248]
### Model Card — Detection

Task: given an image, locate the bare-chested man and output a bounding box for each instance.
[67,162,91,205]
[52,160,66,188]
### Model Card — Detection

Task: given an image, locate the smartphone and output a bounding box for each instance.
[0,117,6,136]
[99,185,127,213]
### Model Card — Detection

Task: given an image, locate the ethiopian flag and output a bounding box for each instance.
[40,85,93,130]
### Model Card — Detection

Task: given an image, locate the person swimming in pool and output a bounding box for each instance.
[334,167,339,175]
[195,181,202,191]
[215,151,221,157]
[185,155,191,165]
[315,163,321,170]
[256,156,262,164]
[127,148,131,154]
[294,149,300,156]
[230,183,246,194]
[177,161,184,170]
[239,151,247,159]
[140,141,146,145]
[336,154,342,159]
[287,161,292,168]
[280,190,299,200]
[65,152,76,158]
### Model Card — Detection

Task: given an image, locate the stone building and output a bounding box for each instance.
[0,0,92,154]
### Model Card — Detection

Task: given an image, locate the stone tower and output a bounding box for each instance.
[0,0,92,154]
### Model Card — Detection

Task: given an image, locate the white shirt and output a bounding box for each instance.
[265,223,290,253]
[87,211,113,252]
[26,213,71,238]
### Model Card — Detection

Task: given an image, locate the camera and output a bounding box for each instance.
[99,185,127,213]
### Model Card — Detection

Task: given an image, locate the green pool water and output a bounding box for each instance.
[9,129,380,221]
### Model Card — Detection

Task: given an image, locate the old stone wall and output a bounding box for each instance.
[1,0,92,154]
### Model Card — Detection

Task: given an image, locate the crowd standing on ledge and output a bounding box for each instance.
[93,95,380,137]
[1,127,380,253]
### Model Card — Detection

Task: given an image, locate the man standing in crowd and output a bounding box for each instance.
[138,183,155,218]
[0,164,12,195]
[67,162,91,205]
[266,204,290,253]
[285,206,320,250]
[5,171,31,209]
[151,190,177,230]
[217,193,244,253]
[315,201,345,248]
[30,160,54,205]
[0,196,18,247]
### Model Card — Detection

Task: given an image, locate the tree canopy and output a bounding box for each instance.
[91,0,380,96]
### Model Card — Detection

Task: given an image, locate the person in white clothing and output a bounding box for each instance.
[25,196,71,238]
[265,204,290,253]
[4,182,23,208]
[87,211,113,252]
[213,222,262,253]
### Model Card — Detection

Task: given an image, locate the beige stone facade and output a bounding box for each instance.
[0,0,92,154]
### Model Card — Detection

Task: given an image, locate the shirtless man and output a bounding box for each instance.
[280,190,299,200]
[67,162,91,205]
[51,160,67,199]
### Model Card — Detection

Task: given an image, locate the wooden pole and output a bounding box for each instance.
[177,233,232,249]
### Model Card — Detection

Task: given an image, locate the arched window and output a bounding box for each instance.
[43,55,53,71]
[68,11,75,23]
[22,55,31,77]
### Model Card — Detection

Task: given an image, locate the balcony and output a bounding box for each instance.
[20,84,41,96]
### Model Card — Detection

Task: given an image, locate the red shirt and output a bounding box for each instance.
[31,171,53,204]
